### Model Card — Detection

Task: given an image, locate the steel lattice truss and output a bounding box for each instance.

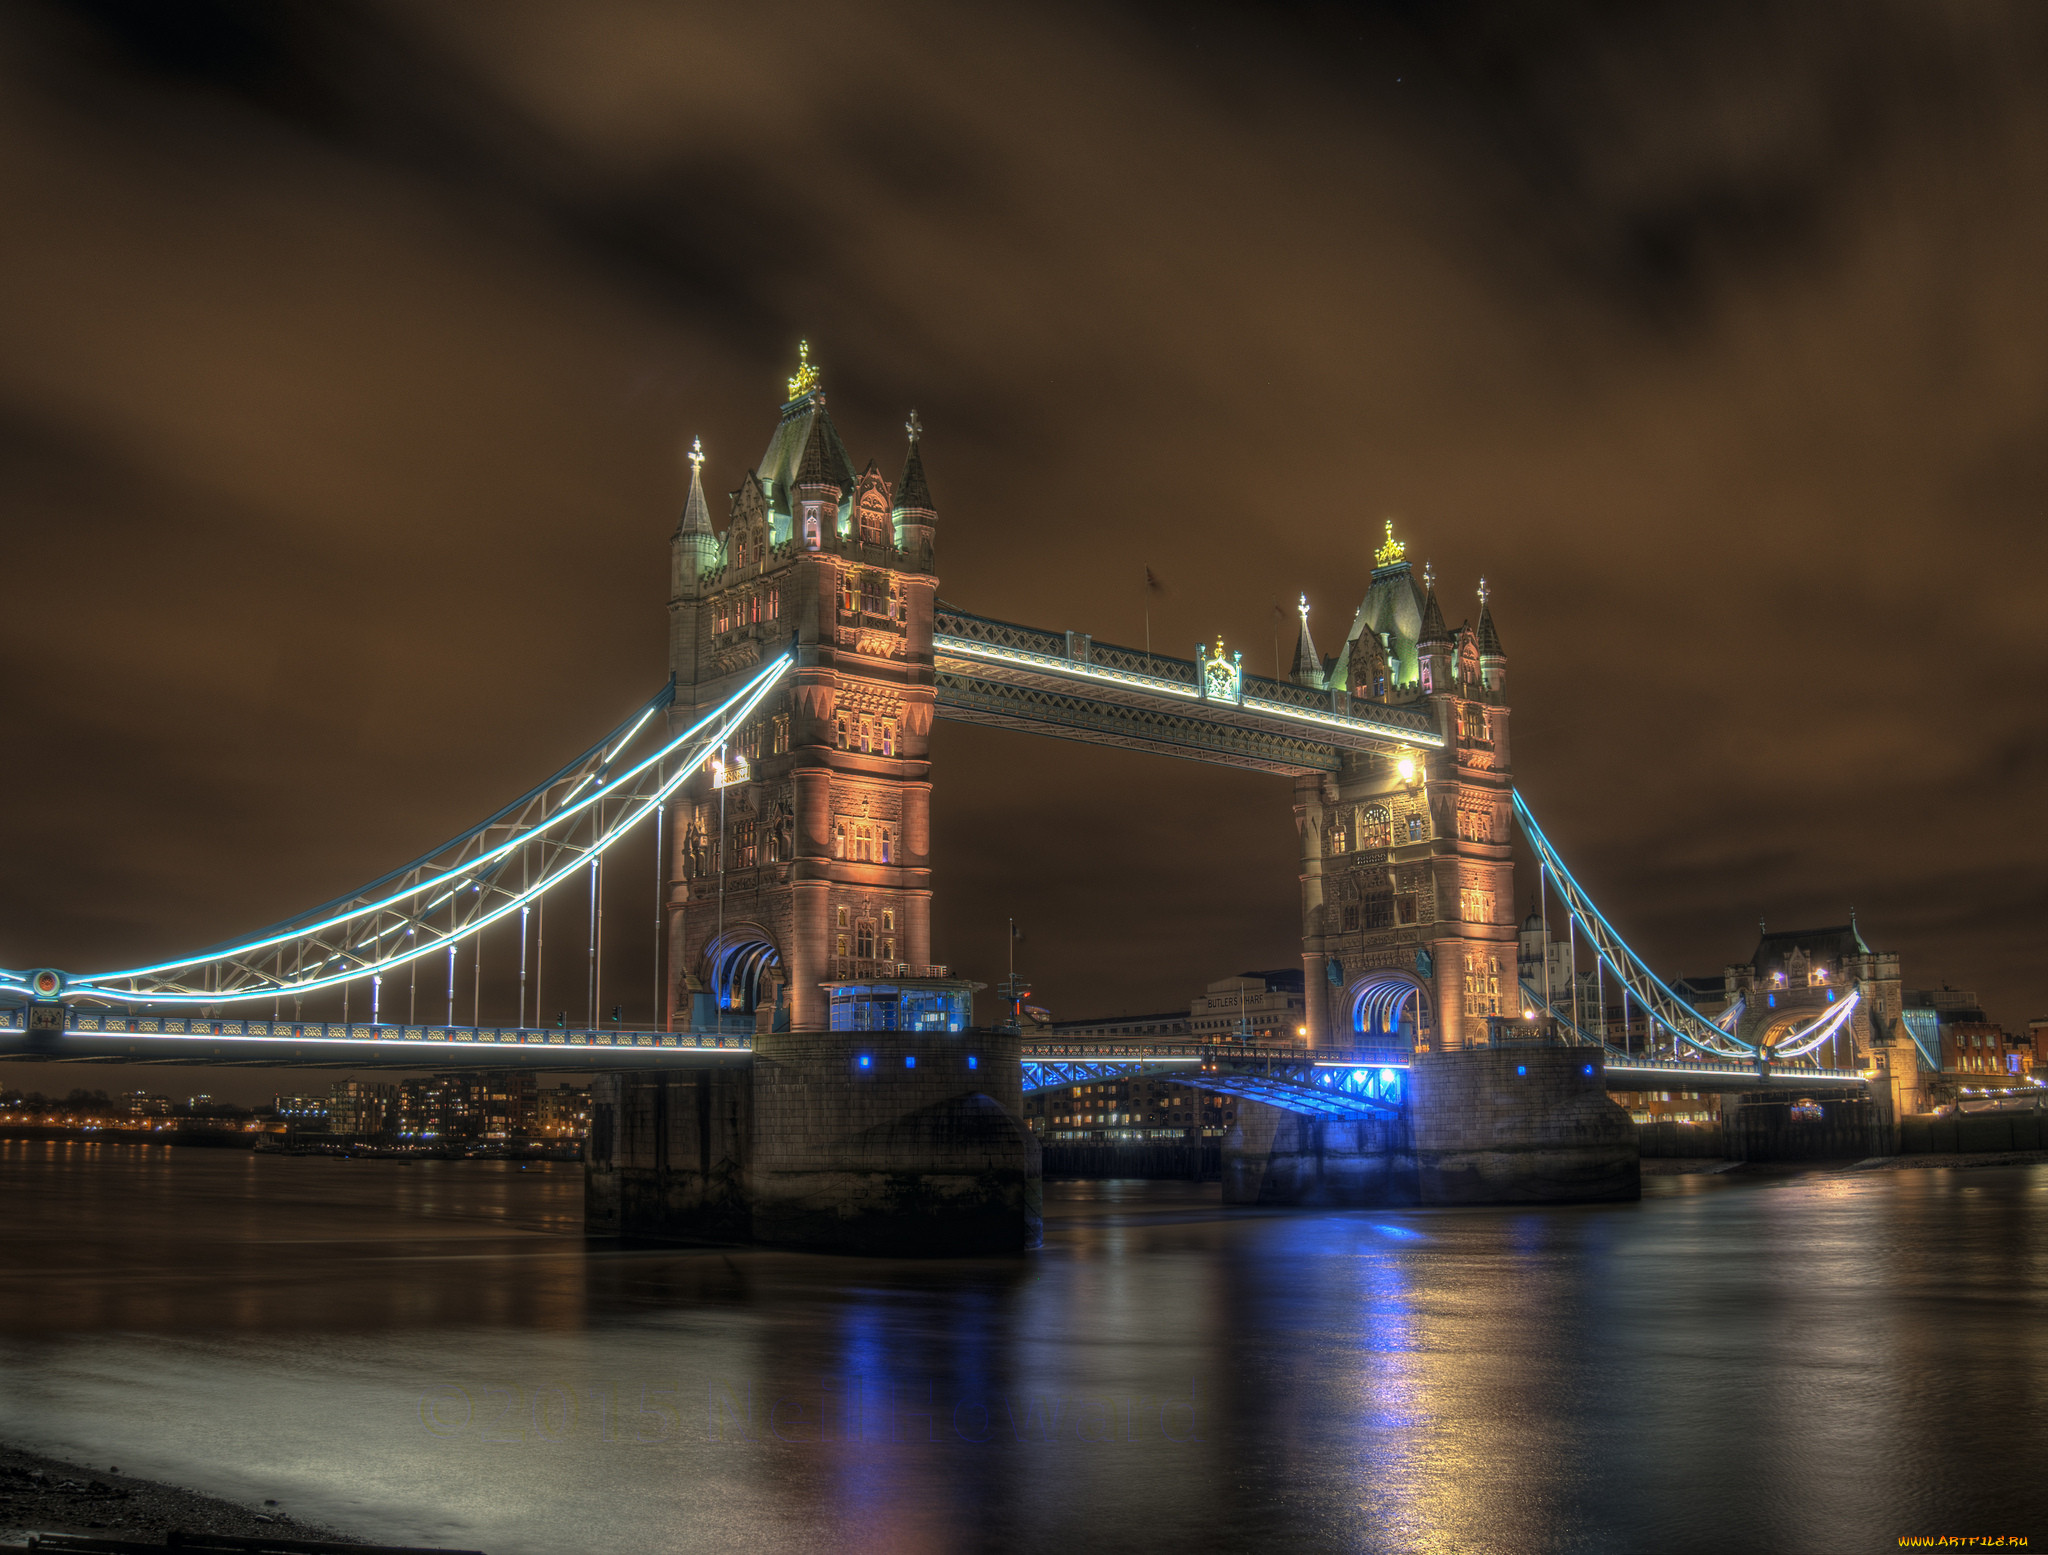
[1022,1044,1409,1119]
[9,655,794,1007]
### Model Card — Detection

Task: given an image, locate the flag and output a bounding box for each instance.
[1144,565,1164,595]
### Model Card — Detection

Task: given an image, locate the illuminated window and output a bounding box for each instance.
[771,713,790,754]
[882,721,897,757]
[733,536,746,567]
[1407,815,1425,841]
[859,497,886,546]
[731,820,757,869]
[715,607,730,634]
[880,826,894,864]
[835,715,849,749]
[803,508,823,550]
[882,910,895,933]
[1361,806,1391,849]
[835,934,849,959]
[1328,818,1347,853]
[840,573,857,614]
[861,573,886,616]
[837,907,850,929]
[832,821,847,859]
[881,938,896,963]
[1460,886,1495,924]
[856,922,876,959]
[767,588,779,620]
[859,719,873,755]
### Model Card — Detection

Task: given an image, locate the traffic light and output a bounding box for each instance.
[555,1010,567,1028]
[610,1004,623,1024]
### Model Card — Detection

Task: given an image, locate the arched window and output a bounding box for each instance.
[859,496,886,546]
[861,573,886,616]
[832,820,847,859]
[1361,805,1391,849]
[834,715,849,749]
[856,921,876,959]
[1328,817,1347,854]
[733,535,746,567]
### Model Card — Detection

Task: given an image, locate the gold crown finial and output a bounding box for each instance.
[686,435,705,473]
[787,339,820,400]
[1375,518,1407,569]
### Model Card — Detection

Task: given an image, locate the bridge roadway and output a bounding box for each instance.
[0,1010,1868,1109]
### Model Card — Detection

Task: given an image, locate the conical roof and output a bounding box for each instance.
[1476,595,1505,655]
[1291,605,1322,685]
[1418,584,1450,644]
[896,435,934,513]
[677,445,713,536]
[795,413,841,489]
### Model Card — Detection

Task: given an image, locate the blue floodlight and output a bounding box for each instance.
[967,1056,977,1070]
[1516,1065,1527,1076]
[858,1054,872,1070]
[905,1055,916,1068]
[1582,1064,1593,1076]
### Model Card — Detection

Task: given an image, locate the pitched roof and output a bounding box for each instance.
[1746,923,1873,976]
[795,413,839,488]
[895,436,934,512]
[757,398,854,507]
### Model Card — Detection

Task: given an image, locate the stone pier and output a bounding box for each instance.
[1223,1046,1638,1207]
[586,1029,1040,1255]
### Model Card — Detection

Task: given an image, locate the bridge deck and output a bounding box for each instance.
[932,608,1442,775]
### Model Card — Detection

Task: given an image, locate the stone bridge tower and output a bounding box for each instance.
[1295,523,1517,1052]
[663,347,940,1034]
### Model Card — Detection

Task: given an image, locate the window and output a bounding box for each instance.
[840,573,857,614]
[858,719,872,754]
[1457,808,1490,842]
[859,497,886,546]
[771,713,790,754]
[882,911,895,933]
[836,934,849,959]
[835,715,849,750]
[1395,893,1417,925]
[881,937,896,963]
[803,507,823,550]
[1341,904,1359,932]
[882,721,897,757]
[715,606,730,634]
[1328,819,1347,853]
[1407,815,1425,841]
[861,573,886,616]
[1362,893,1393,930]
[836,907,850,929]
[832,820,847,859]
[733,536,746,568]
[1460,887,1496,924]
[767,588,779,620]
[1463,951,1502,1016]
[731,819,757,869]
[880,826,894,864]
[1460,704,1490,743]
[856,922,876,959]
[1361,806,1391,849]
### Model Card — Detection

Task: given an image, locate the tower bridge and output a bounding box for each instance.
[0,349,1902,1250]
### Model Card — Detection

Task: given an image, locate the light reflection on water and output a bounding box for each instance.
[0,1141,2043,1554]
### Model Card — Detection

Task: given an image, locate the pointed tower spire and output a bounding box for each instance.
[680,436,712,535]
[1475,576,1505,656]
[1291,593,1323,686]
[893,409,937,565]
[671,435,721,594]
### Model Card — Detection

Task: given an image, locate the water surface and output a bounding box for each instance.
[0,1141,2042,1553]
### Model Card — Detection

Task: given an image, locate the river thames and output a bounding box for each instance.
[0,1143,2041,1554]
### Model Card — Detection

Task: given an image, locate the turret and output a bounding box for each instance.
[1475,577,1506,697]
[671,436,720,597]
[892,410,936,566]
[794,411,843,552]
[1416,561,1453,695]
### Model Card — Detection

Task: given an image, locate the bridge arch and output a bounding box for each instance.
[1345,968,1431,1047]
[702,928,784,1017]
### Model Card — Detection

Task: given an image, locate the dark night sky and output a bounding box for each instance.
[3,1,2045,1100]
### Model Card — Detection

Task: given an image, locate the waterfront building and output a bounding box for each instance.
[325,1080,395,1137]
[535,1082,591,1139]
[1023,1079,1238,1143]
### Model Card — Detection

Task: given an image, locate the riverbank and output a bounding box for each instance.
[0,1441,360,1548]
[1639,1150,2048,1177]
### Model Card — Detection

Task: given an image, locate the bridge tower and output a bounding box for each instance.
[1299,526,1517,1052]
[663,347,940,1034]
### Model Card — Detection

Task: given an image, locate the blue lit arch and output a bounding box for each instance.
[703,929,782,1016]
[1347,969,1430,1047]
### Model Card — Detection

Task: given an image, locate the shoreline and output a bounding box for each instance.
[0,1440,363,1548]
[1641,1149,2048,1177]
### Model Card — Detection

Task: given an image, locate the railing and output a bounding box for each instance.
[8,1008,754,1051]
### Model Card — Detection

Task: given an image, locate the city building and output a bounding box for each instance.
[326,1080,395,1136]
[535,1083,591,1139]
[1904,991,2031,1079]
[1188,971,1306,1045]
[1022,1078,1237,1143]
